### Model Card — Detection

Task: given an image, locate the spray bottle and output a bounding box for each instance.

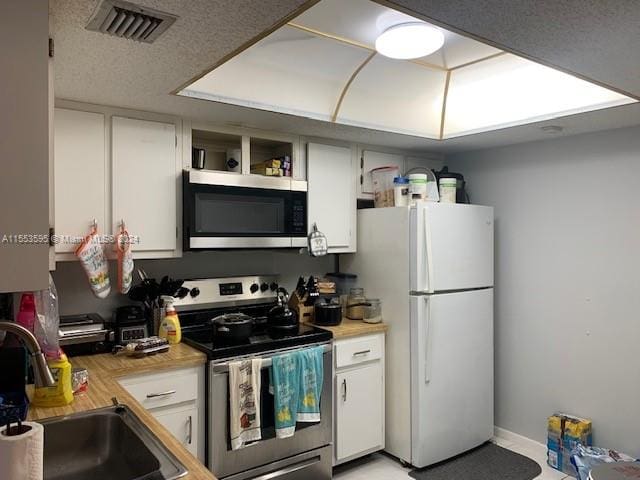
[158,296,181,344]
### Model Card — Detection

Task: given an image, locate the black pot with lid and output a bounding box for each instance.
[211,312,253,342]
[314,296,343,326]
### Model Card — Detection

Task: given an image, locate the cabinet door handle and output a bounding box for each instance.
[352,349,371,356]
[146,389,176,398]
[187,415,193,444]
[342,379,347,402]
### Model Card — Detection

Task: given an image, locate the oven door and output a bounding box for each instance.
[183,171,307,249]
[209,344,333,479]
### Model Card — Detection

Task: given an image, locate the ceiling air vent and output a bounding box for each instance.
[86,0,177,43]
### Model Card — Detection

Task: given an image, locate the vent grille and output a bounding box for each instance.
[86,0,177,43]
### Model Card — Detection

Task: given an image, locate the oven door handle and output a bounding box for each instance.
[211,343,332,373]
[252,456,321,480]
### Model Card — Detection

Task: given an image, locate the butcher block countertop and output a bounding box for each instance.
[28,343,214,480]
[306,318,388,339]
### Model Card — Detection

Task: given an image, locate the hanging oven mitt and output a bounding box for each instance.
[75,222,110,298]
[115,224,134,295]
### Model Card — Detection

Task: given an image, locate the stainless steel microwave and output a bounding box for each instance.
[183,170,308,249]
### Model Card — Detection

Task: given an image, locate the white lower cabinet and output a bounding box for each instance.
[333,333,385,465]
[152,403,199,457]
[119,365,205,463]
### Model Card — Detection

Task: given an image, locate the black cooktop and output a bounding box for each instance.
[182,321,332,360]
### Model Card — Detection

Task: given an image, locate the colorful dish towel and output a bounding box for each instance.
[271,352,300,439]
[229,358,262,450]
[297,346,324,422]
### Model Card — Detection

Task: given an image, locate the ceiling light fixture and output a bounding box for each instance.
[375,22,445,60]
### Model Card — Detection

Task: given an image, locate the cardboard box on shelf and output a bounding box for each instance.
[250,157,292,177]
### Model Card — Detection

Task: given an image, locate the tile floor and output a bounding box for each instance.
[333,434,571,480]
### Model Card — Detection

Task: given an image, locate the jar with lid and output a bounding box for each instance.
[346,288,366,320]
[439,177,457,203]
[363,298,382,324]
[409,173,428,204]
[393,177,410,207]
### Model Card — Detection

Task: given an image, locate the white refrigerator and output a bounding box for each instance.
[344,202,494,468]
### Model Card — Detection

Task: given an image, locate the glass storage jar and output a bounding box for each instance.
[346,288,366,320]
[363,299,382,324]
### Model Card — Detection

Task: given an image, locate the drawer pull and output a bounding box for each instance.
[352,349,371,356]
[146,389,177,399]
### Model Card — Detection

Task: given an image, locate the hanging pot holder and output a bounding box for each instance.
[75,221,110,298]
[115,222,134,295]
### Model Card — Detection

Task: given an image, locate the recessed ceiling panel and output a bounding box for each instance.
[444,54,635,138]
[293,0,501,68]
[337,55,445,138]
[181,26,370,122]
[179,0,637,141]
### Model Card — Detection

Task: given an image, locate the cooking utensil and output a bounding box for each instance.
[313,296,342,326]
[212,313,253,342]
[304,276,319,306]
[268,288,298,328]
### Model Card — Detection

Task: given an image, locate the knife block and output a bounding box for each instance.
[288,292,314,323]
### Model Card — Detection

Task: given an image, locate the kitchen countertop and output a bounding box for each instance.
[305,318,388,339]
[28,343,215,480]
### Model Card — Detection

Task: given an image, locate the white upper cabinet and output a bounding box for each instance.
[0,0,50,292]
[112,117,178,254]
[359,150,404,198]
[307,143,356,253]
[54,109,106,254]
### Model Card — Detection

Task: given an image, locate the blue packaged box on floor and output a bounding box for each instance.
[548,413,592,477]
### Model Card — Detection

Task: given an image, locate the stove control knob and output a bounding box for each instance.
[250,283,259,294]
[260,282,269,292]
[190,287,200,298]
[270,282,278,291]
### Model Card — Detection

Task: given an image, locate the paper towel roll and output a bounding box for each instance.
[0,421,44,480]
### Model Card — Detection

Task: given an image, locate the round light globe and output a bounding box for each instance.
[375,23,445,60]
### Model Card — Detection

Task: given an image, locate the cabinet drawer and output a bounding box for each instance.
[335,334,382,369]
[119,367,198,409]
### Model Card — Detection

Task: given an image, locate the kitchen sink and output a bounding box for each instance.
[38,404,187,480]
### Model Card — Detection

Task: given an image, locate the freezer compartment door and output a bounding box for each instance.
[411,203,494,293]
[410,289,494,468]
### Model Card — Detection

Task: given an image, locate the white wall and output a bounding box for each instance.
[449,125,640,457]
[52,250,333,319]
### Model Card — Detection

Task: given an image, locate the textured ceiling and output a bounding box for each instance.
[51,0,640,153]
[382,0,640,99]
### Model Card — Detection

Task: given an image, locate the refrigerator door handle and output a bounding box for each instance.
[424,206,435,293]
[415,203,426,291]
[425,296,433,384]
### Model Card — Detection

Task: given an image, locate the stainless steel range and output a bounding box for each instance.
[174,276,333,480]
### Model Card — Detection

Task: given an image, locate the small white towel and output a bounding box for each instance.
[229,358,262,450]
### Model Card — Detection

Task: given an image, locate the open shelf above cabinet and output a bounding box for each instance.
[191,129,242,173]
[250,137,293,178]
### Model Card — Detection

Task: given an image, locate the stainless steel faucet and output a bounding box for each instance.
[0,321,56,387]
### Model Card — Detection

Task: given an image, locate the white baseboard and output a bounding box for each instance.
[494,426,547,454]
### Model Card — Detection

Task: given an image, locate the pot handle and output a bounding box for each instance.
[218,326,230,333]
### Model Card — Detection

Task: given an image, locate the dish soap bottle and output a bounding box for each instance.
[159,296,181,344]
[16,293,37,332]
[32,349,74,407]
